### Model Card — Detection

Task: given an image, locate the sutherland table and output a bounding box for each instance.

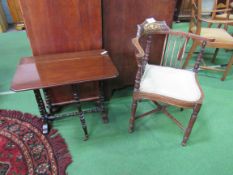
[11,50,118,140]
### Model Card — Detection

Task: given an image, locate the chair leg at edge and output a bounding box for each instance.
[129,100,138,133]
[207,23,212,28]
[182,41,198,69]
[182,104,201,146]
[212,48,219,63]
[221,55,233,81]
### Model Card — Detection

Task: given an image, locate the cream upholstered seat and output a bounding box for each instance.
[140,64,202,102]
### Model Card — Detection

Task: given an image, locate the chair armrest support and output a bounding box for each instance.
[193,41,207,73]
[132,37,145,58]
[132,37,145,91]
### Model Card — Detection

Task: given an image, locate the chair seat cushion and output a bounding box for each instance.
[139,64,202,102]
[201,28,233,43]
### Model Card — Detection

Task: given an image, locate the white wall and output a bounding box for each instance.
[203,0,215,11]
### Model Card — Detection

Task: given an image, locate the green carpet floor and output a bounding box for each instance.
[1,23,233,175]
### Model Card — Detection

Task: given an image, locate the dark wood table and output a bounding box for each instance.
[18,0,103,107]
[11,50,118,140]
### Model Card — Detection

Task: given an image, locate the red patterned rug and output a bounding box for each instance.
[0,110,72,175]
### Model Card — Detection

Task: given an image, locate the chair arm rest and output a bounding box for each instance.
[185,32,215,42]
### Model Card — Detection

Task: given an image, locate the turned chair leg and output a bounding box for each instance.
[182,104,201,146]
[212,48,219,63]
[217,23,222,28]
[207,23,212,28]
[182,41,198,69]
[129,99,138,133]
[224,24,228,31]
[221,54,233,81]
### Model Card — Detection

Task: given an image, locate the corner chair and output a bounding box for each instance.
[128,18,212,146]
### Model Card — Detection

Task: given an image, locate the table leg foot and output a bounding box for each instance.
[42,122,49,134]
[83,135,89,141]
[79,112,89,140]
[98,81,109,124]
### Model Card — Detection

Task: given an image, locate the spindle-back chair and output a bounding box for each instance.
[183,0,233,81]
[208,0,233,29]
[129,18,212,146]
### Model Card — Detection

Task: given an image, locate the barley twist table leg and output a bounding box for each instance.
[33,89,49,134]
[72,84,89,141]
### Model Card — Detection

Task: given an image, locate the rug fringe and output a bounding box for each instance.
[48,129,73,175]
[0,110,43,131]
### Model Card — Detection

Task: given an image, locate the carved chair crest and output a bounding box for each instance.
[137,18,170,37]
